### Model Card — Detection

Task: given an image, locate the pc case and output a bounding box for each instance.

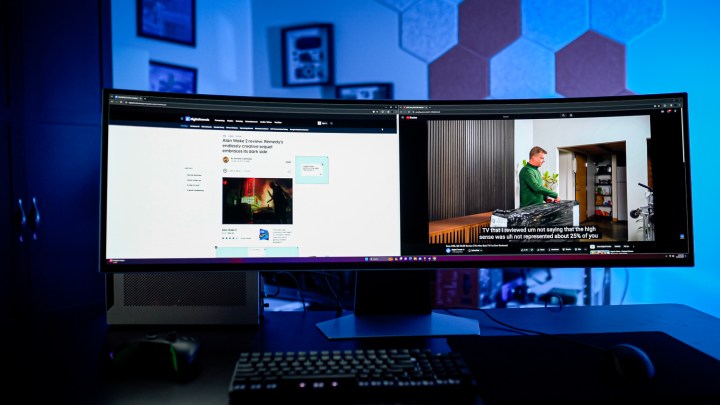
[106,271,262,325]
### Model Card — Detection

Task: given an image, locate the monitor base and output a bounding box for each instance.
[316,312,480,340]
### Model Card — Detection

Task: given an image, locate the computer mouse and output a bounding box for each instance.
[608,343,656,383]
[109,332,200,381]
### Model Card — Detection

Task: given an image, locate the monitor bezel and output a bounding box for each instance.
[99,89,694,273]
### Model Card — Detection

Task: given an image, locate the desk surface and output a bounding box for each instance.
[16,303,720,404]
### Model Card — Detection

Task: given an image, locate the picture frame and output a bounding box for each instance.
[137,0,196,46]
[149,61,197,93]
[282,24,334,86]
[336,83,394,100]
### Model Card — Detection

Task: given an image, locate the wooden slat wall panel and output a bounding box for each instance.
[428,120,514,221]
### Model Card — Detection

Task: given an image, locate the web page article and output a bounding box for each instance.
[106,124,401,261]
[218,128,401,258]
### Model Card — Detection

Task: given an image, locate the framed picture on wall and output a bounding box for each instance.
[282,24,334,86]
[149,61,197,93]
[137,0,196,46]
[336,83,394,100]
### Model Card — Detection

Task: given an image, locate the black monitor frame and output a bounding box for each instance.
[100,89,693,338]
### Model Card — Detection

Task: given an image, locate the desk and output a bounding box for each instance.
[19,303,720,404]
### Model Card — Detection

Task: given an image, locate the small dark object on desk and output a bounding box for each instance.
[539,288,579,305]
[448,331,720,403]
[108,331,200,382]
[608,343,656,383]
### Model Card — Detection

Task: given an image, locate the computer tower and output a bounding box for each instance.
[106,272,262,325]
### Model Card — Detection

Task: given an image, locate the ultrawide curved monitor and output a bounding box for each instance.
[100,89,693,273]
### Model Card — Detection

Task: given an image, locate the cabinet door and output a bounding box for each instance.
[4,1,112,400]
[17,1,106,315]
[1,124,14,334]
[1,0,20,351]
[1,0,27,380]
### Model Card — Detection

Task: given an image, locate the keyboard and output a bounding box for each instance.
[229,348,477,403]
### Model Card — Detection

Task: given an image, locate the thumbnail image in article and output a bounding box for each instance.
[426,116,654,245]
[222,177,293,224]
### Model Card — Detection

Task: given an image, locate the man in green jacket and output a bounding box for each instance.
[519,146,560,207]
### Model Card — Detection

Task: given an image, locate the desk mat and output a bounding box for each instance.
[448,331,720,404]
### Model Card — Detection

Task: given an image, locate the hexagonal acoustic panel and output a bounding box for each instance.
[378,0,663,99]
[459,0,521,58]
[522,0,589,51]
[556,31,627,97]
[430,45,489,99]
[490,37,557,99]
[401,0,460,62]
[591,0,664,43]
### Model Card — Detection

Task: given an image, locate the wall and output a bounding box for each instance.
[111,0,428,99]
[110,0,720,318]
[111,0,252,95]
[250,0,428,99]
[532,116,649,241]
[513,115,650,237]
[619,0,719,317]
[513,120,534,208]
[558,151,573,202]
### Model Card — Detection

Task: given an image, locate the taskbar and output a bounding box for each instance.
[401,239,690,256]
[105,249,689,267]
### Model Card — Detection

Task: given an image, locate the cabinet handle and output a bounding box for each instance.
[30,197,41,240]
[16,198,27,243]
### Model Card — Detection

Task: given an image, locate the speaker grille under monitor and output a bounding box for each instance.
[106,271,261,325]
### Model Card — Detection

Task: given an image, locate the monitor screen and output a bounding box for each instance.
[100,90,693,273]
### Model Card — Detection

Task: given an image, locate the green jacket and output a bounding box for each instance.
[519,163,558,207]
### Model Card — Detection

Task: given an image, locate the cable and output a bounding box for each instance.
[542,292,565,310]
[444,308,532,336]
[278,272,306,312]
[263,271,345,313]
[261,271,307,312]
[313,271,343,315]
[445,307,608,353]
[260,272,281,298]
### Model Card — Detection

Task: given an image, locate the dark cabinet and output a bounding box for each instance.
[4,0,113,399]
[4,0,111,330]
[1,123,16,337]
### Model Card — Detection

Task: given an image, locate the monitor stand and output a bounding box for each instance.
[316,270,480,340]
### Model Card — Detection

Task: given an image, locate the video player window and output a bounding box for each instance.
[424,115,650,242]
[397,96,691,268]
